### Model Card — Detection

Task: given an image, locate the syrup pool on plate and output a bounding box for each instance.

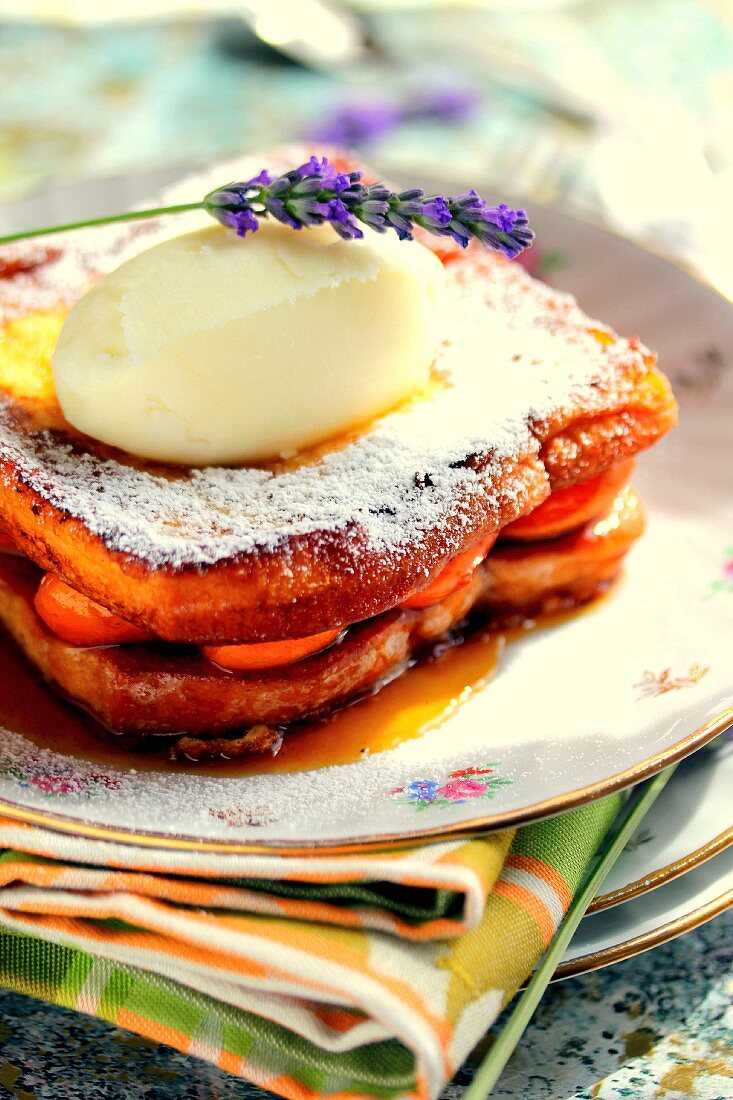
[0,618,504,779]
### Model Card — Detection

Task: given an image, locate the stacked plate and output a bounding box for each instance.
[0,187,730,979]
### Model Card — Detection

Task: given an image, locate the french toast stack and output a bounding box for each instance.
[0,158,677,758]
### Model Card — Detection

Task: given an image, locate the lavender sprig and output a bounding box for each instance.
[0,156,533,259]
[205,156,533,258]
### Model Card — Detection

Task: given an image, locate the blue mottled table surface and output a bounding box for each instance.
[0,912,730,1099]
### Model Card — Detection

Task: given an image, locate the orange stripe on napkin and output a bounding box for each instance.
[504,853,571,909]
[491,881,556,946]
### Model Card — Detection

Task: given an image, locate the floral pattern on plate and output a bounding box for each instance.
[0,751,121,799]
[634,664,710,700]
[390,765,512,810]
[707,546,733,597]
[208,804,278,829]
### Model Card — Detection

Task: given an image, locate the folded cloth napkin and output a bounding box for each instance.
[0,795,621,1099]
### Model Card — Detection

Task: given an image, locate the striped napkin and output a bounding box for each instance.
[0,796,621,1099]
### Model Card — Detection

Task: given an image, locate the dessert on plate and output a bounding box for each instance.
[0,152,677,758]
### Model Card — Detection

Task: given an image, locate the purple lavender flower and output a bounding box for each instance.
[203,157,533,257]
[219,208,259,236]
[307,85,479,147]
[309,101,402,147]
[490,204,519,233]
[420,197,452,229]
[248,169,274,188]
[405,86,479,123]
[327,198,363,240]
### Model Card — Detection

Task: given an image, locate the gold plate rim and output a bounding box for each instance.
[552,887,733,982]
[0,708,729,855]
[589,822,733,914]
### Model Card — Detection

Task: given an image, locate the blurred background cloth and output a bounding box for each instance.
[0,0,731,289]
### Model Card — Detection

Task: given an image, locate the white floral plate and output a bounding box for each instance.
[0,183,731,853]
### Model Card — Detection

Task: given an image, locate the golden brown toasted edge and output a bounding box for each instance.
[0,489,644,742]
[0,445,547,644]
[533,345,678,486]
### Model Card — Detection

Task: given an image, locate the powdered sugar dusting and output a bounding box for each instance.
[0,153,650,570]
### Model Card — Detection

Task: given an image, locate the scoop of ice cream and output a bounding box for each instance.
[52,221,446,466]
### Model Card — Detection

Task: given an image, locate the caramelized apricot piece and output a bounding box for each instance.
[502,461,634,541]
[402,535,497,610]
[204,628,342,671]
[35,574,154,646]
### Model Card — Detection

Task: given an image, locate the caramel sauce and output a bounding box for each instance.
[214,629,504,777]
[0,619,504,779]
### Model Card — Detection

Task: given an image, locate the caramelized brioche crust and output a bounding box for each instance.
[0,445,546,644]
